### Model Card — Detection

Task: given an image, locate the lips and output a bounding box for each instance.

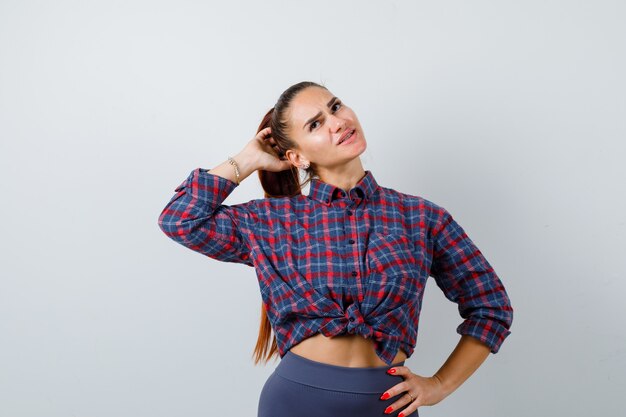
[337,129,355,145]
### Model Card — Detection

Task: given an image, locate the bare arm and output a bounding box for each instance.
[207,152,259,184]
[433,335,491,397]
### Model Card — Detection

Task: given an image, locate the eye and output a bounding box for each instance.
[308,101,343,131]
[309,120,320,131]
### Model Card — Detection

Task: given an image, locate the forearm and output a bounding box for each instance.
[207,151,260,184]
[432,334,491,397]
[158,164,258,265]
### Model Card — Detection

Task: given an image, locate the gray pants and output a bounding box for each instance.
[258,350,417,417]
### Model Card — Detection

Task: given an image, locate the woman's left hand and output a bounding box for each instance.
[380,366,449,416]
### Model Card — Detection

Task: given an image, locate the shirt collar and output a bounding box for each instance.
[307,170,379,205]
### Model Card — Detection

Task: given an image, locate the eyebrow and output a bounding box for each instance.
[302,96,339,130]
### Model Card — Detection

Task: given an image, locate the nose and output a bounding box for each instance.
[329,114,347,132]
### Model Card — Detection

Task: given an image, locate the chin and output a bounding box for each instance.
[354,140,367,155]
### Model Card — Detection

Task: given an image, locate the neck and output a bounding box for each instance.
[315,158,366,191]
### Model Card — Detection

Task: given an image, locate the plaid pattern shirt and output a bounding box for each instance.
[158,168,513,365]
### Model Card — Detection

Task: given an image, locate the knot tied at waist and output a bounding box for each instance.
[344,302,373,337]
[287,298,408,365]
[316,302,377,340]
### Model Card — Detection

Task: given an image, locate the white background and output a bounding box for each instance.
[1,1,624,416]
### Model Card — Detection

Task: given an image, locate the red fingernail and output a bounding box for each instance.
[387,368,396,374]
[398,413,405,417]
[384,406,394,414]
[380,392,390,400]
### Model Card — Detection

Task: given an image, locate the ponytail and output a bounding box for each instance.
[251,81,327,365]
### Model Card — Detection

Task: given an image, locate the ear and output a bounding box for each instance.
[285,149,309,169]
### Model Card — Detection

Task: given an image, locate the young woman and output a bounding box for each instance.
[158,81,514,417]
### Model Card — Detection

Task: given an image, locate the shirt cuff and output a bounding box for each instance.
[175,167,239,204]
[456,317,512,353]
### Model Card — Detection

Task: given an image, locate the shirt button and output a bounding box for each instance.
[349,317,355,322]
[351,271,358,277]
[348,239,355,244]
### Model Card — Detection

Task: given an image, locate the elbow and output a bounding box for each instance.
[457,303,514,354]
[157,209,185,240]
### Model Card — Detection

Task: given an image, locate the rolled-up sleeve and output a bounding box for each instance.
[157,167,258,267]
[429,207,513,353]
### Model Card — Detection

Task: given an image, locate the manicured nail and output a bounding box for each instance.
[384,406,394,414]
[380,392,390,400]
[387,368,396,374]
[398,413,405,417]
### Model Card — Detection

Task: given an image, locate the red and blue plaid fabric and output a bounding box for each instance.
[158,168,513,365]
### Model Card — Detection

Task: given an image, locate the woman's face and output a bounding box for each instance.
[284,86,367,170]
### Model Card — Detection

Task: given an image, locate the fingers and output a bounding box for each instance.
[256,127,274,145]
[380,366,419,416]
[387,365,411,376]
[256,126,272,139]
[380,379,409,402]
[254,127,291,167]
[397,396,419,417]
[380,388,417,416]
[257,128,286,158]
[397,392,420,417]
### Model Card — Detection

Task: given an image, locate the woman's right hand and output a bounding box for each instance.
[241,127,293,173]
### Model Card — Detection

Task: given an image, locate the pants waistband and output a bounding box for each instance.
[274,350,405,394]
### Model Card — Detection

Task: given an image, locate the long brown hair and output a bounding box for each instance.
[252,81,327,365]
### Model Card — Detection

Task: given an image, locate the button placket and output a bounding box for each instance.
[344,200,363,300]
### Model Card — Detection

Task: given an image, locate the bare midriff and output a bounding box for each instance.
[288,332,408,368]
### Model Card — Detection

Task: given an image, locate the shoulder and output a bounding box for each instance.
[246,193,308,214]
[376,184,447,217]
[374,184,453,240]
